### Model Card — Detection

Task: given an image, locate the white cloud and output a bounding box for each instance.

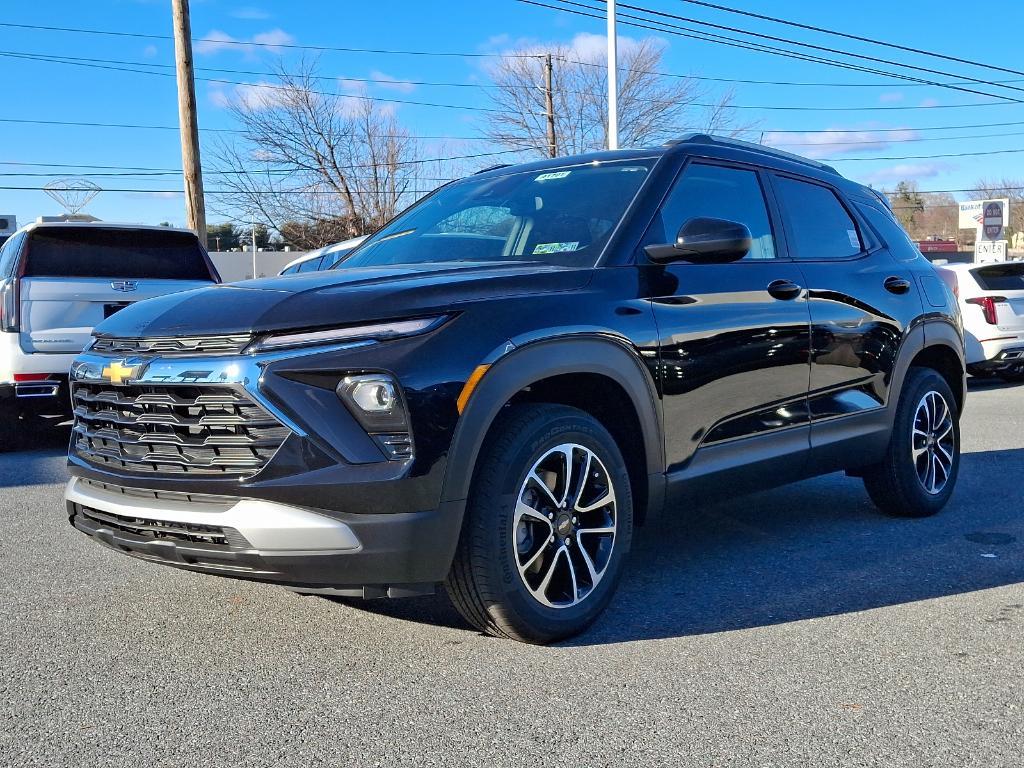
[195,28,294,58]
[762,127,920,159]
[208,81,289,110]
[920,98,941,108]
[123,191,182,200]
[878,92,904,104]
[369,70,416,94]
[142,44,158,58]
[231,6,271,19]
[858,162,955,185]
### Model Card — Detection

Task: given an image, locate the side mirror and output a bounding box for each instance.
[644,217,753,264]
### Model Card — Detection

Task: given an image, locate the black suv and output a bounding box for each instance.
[65,135,965,643]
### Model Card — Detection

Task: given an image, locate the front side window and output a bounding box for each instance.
[338,159,656,269]
[773,177,863,260]
[647,163,777,261]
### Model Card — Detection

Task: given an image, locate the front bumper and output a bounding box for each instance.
[66,476,463,592]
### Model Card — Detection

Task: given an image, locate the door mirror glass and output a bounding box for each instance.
[645,217,752,263]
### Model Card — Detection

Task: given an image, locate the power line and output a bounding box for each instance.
[674,0,1024,80]
[824,146,1024,162]
[15,45,1024,91]
[0,185,448,195]
[0,51,506,114]
[528,0,1024,103]
[12,114,1024,138]
[608,0,1024,99]
[0,21,541,59]
[0,116,493,141]
[16,47,1015,114]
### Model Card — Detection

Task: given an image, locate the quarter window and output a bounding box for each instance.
[647,163,777,261]
[773,177,863,260]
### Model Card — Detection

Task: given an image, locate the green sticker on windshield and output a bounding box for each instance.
[533,241,579,255]
[535,171,571,182]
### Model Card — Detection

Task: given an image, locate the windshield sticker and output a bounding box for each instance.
[535,171,571,182]
[533,241,579,255]
[847,229,860,249]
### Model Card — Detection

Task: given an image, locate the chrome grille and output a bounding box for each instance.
[91,335,252,356]
[71,382,289,476]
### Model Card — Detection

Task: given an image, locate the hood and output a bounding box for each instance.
[94,261,592,339]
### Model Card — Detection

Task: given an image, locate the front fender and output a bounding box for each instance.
[440,334,665,506]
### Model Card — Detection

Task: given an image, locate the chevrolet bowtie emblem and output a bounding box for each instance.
[101,360,136,385]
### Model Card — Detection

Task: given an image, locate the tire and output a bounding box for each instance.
[862,367,960,518]
[445,403,633,644]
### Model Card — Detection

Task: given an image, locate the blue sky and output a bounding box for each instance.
[2,0,1023,229]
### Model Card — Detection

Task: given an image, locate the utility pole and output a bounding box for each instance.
[171,0,207,243]
[544,53,556,159]
[607,0,619,150]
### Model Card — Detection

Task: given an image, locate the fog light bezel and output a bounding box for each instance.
[336,373,411,437]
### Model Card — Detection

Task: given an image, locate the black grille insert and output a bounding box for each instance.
[72,382,289,476]
[91,335,252,356]
[76,505,246,548]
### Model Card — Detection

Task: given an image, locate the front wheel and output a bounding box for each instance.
[445,404,633,643]
[862,367,960,517]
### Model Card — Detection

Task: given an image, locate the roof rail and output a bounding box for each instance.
[474,164,512,175]
[663,133,840,175]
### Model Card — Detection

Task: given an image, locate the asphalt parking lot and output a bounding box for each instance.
[1,379,1021,768]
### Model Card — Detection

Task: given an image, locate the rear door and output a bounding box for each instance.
[18,226,218,354]
[767,174,921,432]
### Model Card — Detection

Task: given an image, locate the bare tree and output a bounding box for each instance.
[482,39,749,157]
[209,60,435,250]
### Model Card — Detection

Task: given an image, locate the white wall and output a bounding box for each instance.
[209,251,308,282]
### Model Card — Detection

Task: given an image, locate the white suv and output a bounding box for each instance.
[0,221,220,441]
[935,261,1024,382]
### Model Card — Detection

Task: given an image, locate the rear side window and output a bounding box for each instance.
[773,177,862,260]
[972,263,1024,291]
[855,201,920,262]
[296,256,324,273]
[23,227,214,280]
[0,231,25,277]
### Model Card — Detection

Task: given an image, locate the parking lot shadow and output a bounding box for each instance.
[338,447,1024,645]
[0,418,72,488]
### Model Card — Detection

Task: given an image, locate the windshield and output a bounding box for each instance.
[339,159,656,269]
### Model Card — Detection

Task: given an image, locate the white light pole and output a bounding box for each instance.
[607,0,619,150]
[251,217,257,279]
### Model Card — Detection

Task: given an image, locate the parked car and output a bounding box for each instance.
[278,236,367,275]
[64,135,965,643]
[0,221,220,441]
[933,261,1024,382]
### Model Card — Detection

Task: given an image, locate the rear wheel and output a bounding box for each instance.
[445,404,633,644]
[862,367,960,518]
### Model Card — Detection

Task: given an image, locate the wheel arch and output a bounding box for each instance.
[440,335,665,520]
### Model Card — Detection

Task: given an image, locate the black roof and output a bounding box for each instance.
[469,133,874,199]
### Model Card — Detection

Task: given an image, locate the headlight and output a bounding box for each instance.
[253,316,446,352]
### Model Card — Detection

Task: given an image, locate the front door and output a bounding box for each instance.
[641,161,812,473]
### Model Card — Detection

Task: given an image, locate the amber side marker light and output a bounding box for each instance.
[457,365,491,414]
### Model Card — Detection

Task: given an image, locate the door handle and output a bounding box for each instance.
[884,276,912,295]
[767,279,802,301]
